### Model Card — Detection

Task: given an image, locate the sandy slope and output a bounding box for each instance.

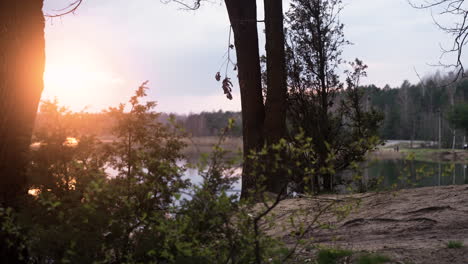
[270,185,468,263]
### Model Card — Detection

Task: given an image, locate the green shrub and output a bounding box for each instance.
[447,240,464,249]
[356,253,391,264]
[316,248,353,264]
[1,84,305,263]
[0,82,366,263]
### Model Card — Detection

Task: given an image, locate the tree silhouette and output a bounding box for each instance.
[0,0,45,207]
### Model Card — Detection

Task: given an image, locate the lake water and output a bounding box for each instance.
[48,137,468,192]
[105,159,467,195]
[183,159,468,195]
[343,159,468,191]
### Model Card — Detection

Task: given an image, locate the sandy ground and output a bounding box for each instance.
[269,185,468,263]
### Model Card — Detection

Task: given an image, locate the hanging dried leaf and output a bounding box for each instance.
[229,44,234,49]
[215,72,221,81]
[222,77,233,100]
[233,64,237,71]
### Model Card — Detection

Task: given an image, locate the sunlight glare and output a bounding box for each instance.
[63,137,79,147]
[43,54,125,111]
[28,188,40,197]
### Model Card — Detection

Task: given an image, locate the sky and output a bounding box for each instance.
[42,0,458,113]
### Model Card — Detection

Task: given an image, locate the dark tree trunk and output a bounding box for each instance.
[0,0,45,206]
[263,0,288,194]
[225,0,265,199]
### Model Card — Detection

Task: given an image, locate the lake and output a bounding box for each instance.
[106,158,467,195]
[341,159,468,192]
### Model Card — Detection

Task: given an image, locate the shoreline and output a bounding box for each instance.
[370,148,468,164]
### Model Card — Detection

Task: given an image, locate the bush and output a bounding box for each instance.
[447,240,464,249]
[0,82,365,263]
[356,253,391,264]
[316,248,353,264]
[1,83,305,263]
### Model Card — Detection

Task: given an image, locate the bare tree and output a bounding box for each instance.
[223,0,267,198]
[410,0,468,79]
[263,0,288,194]
[175,0,288,197]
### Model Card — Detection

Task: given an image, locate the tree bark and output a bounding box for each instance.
[0,0,45,206]
[224,0,265,199]
[263,0,287,194]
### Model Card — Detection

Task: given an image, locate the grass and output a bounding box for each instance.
[447,240,464,249]
[315,248,391,264]
[356,253,391,264]
[316,248,353,264]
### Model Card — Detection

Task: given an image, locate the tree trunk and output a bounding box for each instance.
[0,0,45,206]
[263,0,288,194]
[224,0,265,199]
[452,129,456,149]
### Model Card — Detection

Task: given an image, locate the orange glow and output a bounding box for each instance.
[30,142,43,150]
[42,52,124,111]
[63,137,79,147]
[28,188,40,197]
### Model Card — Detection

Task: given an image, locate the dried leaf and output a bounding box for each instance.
[215,72,221,81]
[222,77,233,100]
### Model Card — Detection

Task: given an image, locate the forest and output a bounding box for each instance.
[1,0,468,263]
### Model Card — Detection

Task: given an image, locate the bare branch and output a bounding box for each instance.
[45,0,83,18]
[409,0,468,80]
[160,0,203,10]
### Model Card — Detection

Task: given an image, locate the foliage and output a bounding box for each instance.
[3,83,335,264]
[447,103,468,133]
[28,99,107,197]
[447,240,464,249]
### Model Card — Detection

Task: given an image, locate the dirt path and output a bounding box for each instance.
[270,185,468,263]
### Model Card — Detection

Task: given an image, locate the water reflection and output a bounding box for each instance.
[184,165,242,192]
[354,159,468,190]
[104,161,242,194]
[30,137,79,150]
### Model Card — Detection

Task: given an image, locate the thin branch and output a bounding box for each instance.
[45,0,83,18]
[409,0,468,80]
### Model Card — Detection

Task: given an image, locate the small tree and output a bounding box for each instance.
[285,0,383,193]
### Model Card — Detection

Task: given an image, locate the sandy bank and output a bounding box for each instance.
[270,185,468,263]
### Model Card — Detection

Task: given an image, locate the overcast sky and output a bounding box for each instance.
[42,0,457,113]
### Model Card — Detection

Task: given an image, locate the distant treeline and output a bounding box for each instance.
[172,111,242,137]
[34,72,468,146]
[363,72,468,147]
[34,109,243,138]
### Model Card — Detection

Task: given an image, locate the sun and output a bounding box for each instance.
[42,53,125,111]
